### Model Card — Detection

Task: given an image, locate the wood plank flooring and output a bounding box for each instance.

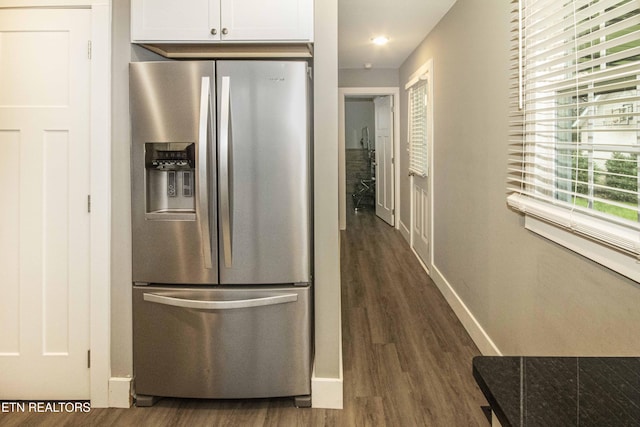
[0,209,488,426]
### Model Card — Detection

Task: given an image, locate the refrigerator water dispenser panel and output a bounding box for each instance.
[145,142,196,220]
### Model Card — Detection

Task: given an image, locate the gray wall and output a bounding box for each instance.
[339,68,398,87]
[398,0,640,355]
[345,98,374,149]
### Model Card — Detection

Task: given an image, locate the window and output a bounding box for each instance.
[407,77,429,177]
[508,0,640,280]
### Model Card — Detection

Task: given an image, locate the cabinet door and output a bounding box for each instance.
[220,0,312,41]
[131,0,221,42]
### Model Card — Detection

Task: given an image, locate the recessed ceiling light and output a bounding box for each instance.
[371,36,389,46]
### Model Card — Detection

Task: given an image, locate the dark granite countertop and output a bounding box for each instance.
[472,356,640,427]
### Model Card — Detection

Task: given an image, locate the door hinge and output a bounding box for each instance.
[87,195,91,213]
[87,350,91,369]
[391,157,395,164]
[87,41,92,60]
[307,66,313,80]
[392,209,395,215]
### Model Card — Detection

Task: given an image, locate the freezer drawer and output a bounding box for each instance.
[133,285,311,399]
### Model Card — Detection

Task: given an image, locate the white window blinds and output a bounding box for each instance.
[408,81,429,177]
[508,0,640,259]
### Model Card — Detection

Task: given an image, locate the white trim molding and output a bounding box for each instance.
[407,237,502,355]
[430,264,502,356]
[108,377,133,408]
[88,0,112,408]
[338,86,401,231]
[525,216,640,284]
[311,360,344,409]
[509,194,640,284]
[399,219,411,244]
[405,60,433,91]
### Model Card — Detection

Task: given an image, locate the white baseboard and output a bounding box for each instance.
[311,362,343,409]
[108,377,133,408]
[399,220,411,244]
[411,247,430,275]
[430,264,502,356]
[400,219,500,356]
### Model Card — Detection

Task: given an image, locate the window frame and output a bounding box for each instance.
[406,62,431,177]
[508,0,640,283]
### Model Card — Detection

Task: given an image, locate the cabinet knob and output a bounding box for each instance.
[221,28,228,35]
[210,28,217,35]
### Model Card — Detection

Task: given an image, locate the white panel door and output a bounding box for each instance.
[410,76,431,266]
[374,96,394,226]
[0,8,91,399]
[412,176,430,265]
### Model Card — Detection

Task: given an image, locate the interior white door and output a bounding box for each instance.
[412,175,430,266]
[0,8,91,399]
[374,95,394,226]
[410,81,430,266]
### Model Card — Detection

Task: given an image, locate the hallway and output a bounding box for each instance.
[340,208,488,425]
[0,210,488,426]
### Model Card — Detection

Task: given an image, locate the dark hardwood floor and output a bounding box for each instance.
[0,208,488,426]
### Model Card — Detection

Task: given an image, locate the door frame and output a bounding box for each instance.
[87,1,111,408]
[0,0,112,407]
[339,87,400,230]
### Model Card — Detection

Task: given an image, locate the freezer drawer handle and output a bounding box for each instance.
[143,292,298,310]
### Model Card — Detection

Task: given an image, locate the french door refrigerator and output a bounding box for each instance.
[129,60,312,406]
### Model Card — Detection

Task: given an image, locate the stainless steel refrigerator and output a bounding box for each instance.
[129,61,312,406]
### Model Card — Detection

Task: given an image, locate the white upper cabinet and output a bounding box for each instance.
[219,0,311,41]
[131,0,313,42]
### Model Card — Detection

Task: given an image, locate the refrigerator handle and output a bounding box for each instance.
[143,292,298,310]
[197,76,213,269]
[219,76,233,268]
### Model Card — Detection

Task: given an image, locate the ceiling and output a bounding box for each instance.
[338,0,457,70]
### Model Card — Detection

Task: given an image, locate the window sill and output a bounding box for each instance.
[507,194,640,284]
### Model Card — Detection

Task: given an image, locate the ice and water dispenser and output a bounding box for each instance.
[145,142,196,220]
